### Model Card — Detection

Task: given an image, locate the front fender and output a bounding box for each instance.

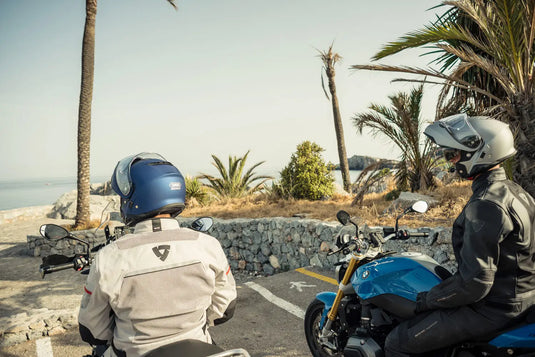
[316,292,337,310]
[316,292,337,329]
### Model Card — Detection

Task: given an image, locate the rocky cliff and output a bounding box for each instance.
[335,155,398,170]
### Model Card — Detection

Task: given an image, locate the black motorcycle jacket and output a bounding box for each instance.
[420,168,535,312]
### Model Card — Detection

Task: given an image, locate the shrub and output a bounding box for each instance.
[279,141,335,200]
[185,176,210,206]
[198,151,273,199]
[384,189,401,201]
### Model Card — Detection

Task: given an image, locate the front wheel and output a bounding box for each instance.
[304,299,343,357]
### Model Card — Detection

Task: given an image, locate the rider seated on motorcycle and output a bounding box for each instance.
[385,114,535,357]
[77,153,237,357]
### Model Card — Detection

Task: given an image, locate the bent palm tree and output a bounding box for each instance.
[318,45,351,192]
[351,0,535,196]
[353,85,437,192]
[198,151,274,198]
[74,0,177,228]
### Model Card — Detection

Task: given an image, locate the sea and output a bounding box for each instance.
[0,176,110,211]
[0,170,362,211]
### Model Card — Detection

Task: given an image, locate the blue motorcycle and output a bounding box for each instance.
[304,201,535,357]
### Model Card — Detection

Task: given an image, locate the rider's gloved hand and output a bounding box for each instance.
[415,292,429,313]
[73,256,88,271]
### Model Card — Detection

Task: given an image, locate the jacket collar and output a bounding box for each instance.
[472,167,507,193]
[134,218,180,234]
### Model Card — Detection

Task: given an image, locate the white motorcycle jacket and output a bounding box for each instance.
[78,218,237,357]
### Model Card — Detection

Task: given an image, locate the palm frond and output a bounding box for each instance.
[167,0,177,10]
[199,151,273,198]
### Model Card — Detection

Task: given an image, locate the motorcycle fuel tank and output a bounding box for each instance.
[352,252,443,302]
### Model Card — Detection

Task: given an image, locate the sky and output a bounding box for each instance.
[0,0,446,181]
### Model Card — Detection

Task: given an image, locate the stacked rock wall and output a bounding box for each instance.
[27,217,456,275]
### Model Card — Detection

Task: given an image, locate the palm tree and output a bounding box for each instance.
[352,85,437,192]
[198,151,274,198]
[351,0,535,197]
[351,162,391,206]
[74,0,176,228]
[318,45,351,192]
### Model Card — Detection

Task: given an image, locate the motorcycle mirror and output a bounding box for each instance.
[190,217,213,232]
[336,211,351,226]
[411,201,428,214]
[39,224,70,240]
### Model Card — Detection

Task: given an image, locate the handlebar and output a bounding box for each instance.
[330,230,430,256]
[39,255,91,278]
[39,261,76,278]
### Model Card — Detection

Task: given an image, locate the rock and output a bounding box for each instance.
[262,264,275,276]
[49,191,120,221]
[0,332,28,346]
[0,205,54,224]
[319,241,331,253]
[269,255,280,269]
[385,191,439,214]
[4,324,27,334]
[310,254,323,268]
[27,330,44,340]
[335,155,398,170]
[90,181,114,195]
[47,326,66,336]
[28,321,45,330]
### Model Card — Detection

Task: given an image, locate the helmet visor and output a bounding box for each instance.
[438,114,482,150]
[115,152,167,196]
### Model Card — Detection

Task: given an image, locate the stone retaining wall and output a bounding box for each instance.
[27,217,456,275]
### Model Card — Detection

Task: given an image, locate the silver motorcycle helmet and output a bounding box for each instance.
[424,114,516,178]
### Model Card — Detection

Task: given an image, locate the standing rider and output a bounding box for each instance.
[385,114,535,356]
[78,153,237,357]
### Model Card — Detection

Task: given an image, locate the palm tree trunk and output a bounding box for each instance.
[511,101,535,198]
[326,66,351,192]
[75,0,97,228]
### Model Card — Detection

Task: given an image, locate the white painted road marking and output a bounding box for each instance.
[36,337,54,357]
[244,281,305,319]
[290,281,317,292]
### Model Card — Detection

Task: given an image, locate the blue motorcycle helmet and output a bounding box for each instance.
[111,152,186,226]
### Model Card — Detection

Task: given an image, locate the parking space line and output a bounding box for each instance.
[36,337,54,357]
[244,281,305,319]
[295,267,337,286]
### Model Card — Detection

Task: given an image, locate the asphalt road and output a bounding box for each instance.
[0,266,339,357]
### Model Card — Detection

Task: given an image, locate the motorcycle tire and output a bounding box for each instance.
[304,298,343,357]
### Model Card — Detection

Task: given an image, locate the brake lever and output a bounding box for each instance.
[328,247,343,256]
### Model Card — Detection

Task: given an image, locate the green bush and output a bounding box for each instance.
[185,176,210,205]
[198,151,273,199]
[279,141,335,200]
[384,189,401,201]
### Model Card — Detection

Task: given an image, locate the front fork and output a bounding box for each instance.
[319,257,360,345]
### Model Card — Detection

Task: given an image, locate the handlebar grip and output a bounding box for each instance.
[409,232,429,237]
[39,262,75,278]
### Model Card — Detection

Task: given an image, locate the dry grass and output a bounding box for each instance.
[182,181,473,228]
